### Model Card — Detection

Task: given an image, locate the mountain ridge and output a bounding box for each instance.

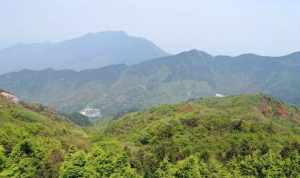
[0,49,299,118]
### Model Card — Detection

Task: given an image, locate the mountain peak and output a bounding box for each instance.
[236,53,261,58]
[82,31,129,38]
[0,31,167,74]
[178,49,212,58]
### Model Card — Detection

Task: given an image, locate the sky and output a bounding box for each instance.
[1,0,300,56]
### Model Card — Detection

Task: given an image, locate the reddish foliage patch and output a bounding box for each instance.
[176,104,193,113]
[276,104,289,118]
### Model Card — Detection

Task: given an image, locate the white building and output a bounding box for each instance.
[215,93,225,98]
[80,107,101,118]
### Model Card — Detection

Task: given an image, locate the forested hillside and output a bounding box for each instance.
[0,93,89,177]
[102,94,300,177]
[0,92,141,177]
[2,92,300,177]
[1,50,299,118]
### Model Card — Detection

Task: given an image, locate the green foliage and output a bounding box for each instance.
[173,156,201,178]
[60,146,140,178]
[153,158,173,178]
[227,151,300,177]
[59,149,90,178]
[0,96,88,178]
[103,94,300,177]
[2,94,300,177]
[0,140,45,177]
[0,146,5,171]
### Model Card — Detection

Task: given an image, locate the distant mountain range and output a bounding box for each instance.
[0,49,299,117]
[0,31,168,74]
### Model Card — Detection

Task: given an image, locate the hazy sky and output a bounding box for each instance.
[1,0,300,56]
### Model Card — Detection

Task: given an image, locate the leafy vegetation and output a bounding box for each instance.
[102,94,300,177]
[0,95,88,177]
[1,93,300,177]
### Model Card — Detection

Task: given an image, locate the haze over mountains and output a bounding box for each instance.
[0,47,299,118]
[2,0,300,176]
[0,31,168,74]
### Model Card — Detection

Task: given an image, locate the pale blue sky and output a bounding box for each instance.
[1,0,299,55]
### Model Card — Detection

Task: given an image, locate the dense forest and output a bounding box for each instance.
[1,93,300,177]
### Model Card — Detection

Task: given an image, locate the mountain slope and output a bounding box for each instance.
[0,91,89,177]
[0,90,143,177]
[102,94,300,177]
[0,50,299,117]
[2,93,300,177]
[0,31,168,74]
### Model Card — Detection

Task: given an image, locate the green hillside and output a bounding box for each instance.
[102,94,300,177]
[2,93,300,177]
[0,93,141,178]
[1,50,299,119]
[0,95,89,177]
